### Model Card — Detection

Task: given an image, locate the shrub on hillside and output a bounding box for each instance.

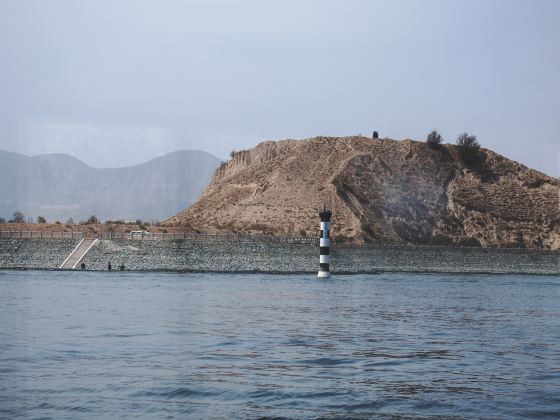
[515,230,526,248]
[87,215,99,224]
[37,216,47,223]
[458,237,482,247]
[66,218,74,225]
[0,217,5,224]
[426,130,443,148]
[456,132,480,163]
[360,218,377,243]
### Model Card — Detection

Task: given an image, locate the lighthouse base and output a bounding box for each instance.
[317,271,330,278]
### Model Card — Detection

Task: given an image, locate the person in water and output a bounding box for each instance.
[108,261,112,271]
[80,262,86,270]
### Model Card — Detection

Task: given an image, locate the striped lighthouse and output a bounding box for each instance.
[318,206,332,278]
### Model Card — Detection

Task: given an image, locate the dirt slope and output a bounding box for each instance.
[166,136,559,249]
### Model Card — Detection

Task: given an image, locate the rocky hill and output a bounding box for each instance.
[166,136,559,249]
[0,150,219,222]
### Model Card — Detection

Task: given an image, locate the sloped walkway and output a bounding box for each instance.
[59,238,98,269]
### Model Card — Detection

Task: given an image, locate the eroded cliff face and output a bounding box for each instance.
[166,136,560,249]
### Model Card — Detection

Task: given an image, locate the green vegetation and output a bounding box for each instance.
[37,216,47,223]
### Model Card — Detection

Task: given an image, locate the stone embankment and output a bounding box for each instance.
[0,239,78,269]
[0,239,558,275]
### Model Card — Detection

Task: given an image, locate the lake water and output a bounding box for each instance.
[0,270,558,419]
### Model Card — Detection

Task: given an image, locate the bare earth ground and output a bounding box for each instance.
[0,222,189,236]
[165,136,559,249]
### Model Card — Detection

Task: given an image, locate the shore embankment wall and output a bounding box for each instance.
[1,239,558,275]
[0,239,78,269]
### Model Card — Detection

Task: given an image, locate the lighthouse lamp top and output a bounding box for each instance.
[319,206,332,222]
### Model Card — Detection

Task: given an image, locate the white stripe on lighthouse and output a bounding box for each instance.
[320,238,330,247]
[320,254,330,264]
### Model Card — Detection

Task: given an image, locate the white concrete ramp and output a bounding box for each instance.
[60,238,98,269]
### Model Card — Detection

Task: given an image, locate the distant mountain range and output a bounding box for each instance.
[0,150,220,222]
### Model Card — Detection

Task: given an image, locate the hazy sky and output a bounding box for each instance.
[0,0,558,175]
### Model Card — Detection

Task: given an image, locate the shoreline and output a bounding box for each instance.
[1,238,558,276]
[2,267,558,277]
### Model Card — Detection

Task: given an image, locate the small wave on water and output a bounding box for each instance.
[134,386,226,399]
[0,271,558,418]
[298,357,354,366]
[95,332,155,338]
